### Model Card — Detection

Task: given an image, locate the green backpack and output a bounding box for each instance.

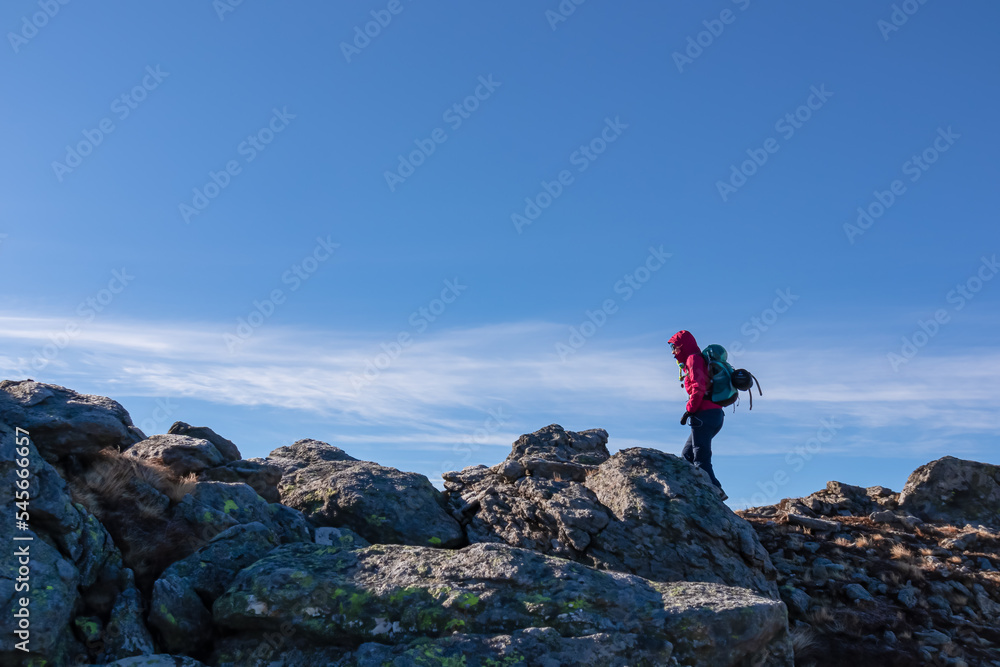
[701,344,762,410]
[701,344,738,407]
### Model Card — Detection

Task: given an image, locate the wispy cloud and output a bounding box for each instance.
[1,314,998,460]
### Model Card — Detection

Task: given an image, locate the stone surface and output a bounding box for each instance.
[167,421,241,462]
[197,459,282,503]
[257,438,357,475]
[0,423,128,667]
[0,380,144,462]
[149,522,279,654]
[446,425,777,598]
[214,541,792,667]
[276,446,463,548]
[124,434,225,477]
[899,456,1000,526]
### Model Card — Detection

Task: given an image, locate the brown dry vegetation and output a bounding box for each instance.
[66,450,204,590]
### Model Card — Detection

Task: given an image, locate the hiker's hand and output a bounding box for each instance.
[680,411,692,426]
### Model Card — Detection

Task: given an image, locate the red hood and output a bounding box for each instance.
[669,330,701,362]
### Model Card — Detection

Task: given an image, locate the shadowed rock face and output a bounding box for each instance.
[445,424,778,598]
[899,456,1000,527]
[212,541,792,667]
[264,440,464,549]
[0,380,144,463]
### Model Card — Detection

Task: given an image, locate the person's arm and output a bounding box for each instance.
[685,356,707,413]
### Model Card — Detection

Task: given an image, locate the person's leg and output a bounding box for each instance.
[681,431,695,464]
[689,409,724,489]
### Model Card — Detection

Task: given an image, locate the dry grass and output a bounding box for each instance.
[937,525,961,536]
[808,606,835,626]
[834,537,852,548]
[855,535,871,549]
[66,449,205,591]
[168,472,199,502]
[789,626,819,658]
[879,570,902,587]
[919,547,935,557]
[892,560,926,582]
[890,543,913,560]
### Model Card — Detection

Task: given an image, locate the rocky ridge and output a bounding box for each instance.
[1,379,997,666]
[737,467,1000,666]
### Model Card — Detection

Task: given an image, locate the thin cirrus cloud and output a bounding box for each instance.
[0,314,997,457]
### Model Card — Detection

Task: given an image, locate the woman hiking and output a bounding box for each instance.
[669,330,727,501]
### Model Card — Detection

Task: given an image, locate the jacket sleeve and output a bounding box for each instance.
[684,356,706,413]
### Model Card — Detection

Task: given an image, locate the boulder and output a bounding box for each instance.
[170,481,311,547]
[213,541,792,666]
[898,456,1000,526]
[103,569,156,661]
[0,380,144,463]
[445,425,777,598]
[256,438,357,475]
[149,522,279,655]
[197,459,282,503]
[275,444,462,548]
[124,434,224,477]
[167,421,241,462]
[0,424,130,666]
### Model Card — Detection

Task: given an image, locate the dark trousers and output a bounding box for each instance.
[682,408,724,489]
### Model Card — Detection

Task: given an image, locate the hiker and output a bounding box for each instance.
[669,330,727,500]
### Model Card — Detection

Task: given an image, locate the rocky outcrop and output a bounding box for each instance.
[22,380,1000,666]
[124,434,226,477]
[167,422,241,462]
[127,427,281,503]
[0,421,145,666]
[150,522,279,655]
[741,470,1000,667]
[271,441,464,548]
[212,541,792,666]
[445,424,778,598]
[0,380,144,463]
[899,456,1000,527]
[256,438,357,474]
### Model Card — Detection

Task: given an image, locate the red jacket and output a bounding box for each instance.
[669,330,721,414]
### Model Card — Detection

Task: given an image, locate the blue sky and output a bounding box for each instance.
[2,1,998,509]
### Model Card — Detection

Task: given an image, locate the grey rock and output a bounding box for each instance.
[0,425,127,666]
[171,481,311,546]
[897,587,920,609]
[927,595,951,612]
[167,421,241,462]
[124,434,224,477]
[314,525,369,549]
[446,425,778,598]
[198,459,282,503]
[914,628,951,645]
[844,583,874,602]
[214,541,792,667]
[0,379,144,462]
[279,456,463,548]
[898,456,1000,527]
[259,438,357,474]
[103,569,155,661]
[150,522,279,654]
[780,585,812,616]
[979,556,996,571]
